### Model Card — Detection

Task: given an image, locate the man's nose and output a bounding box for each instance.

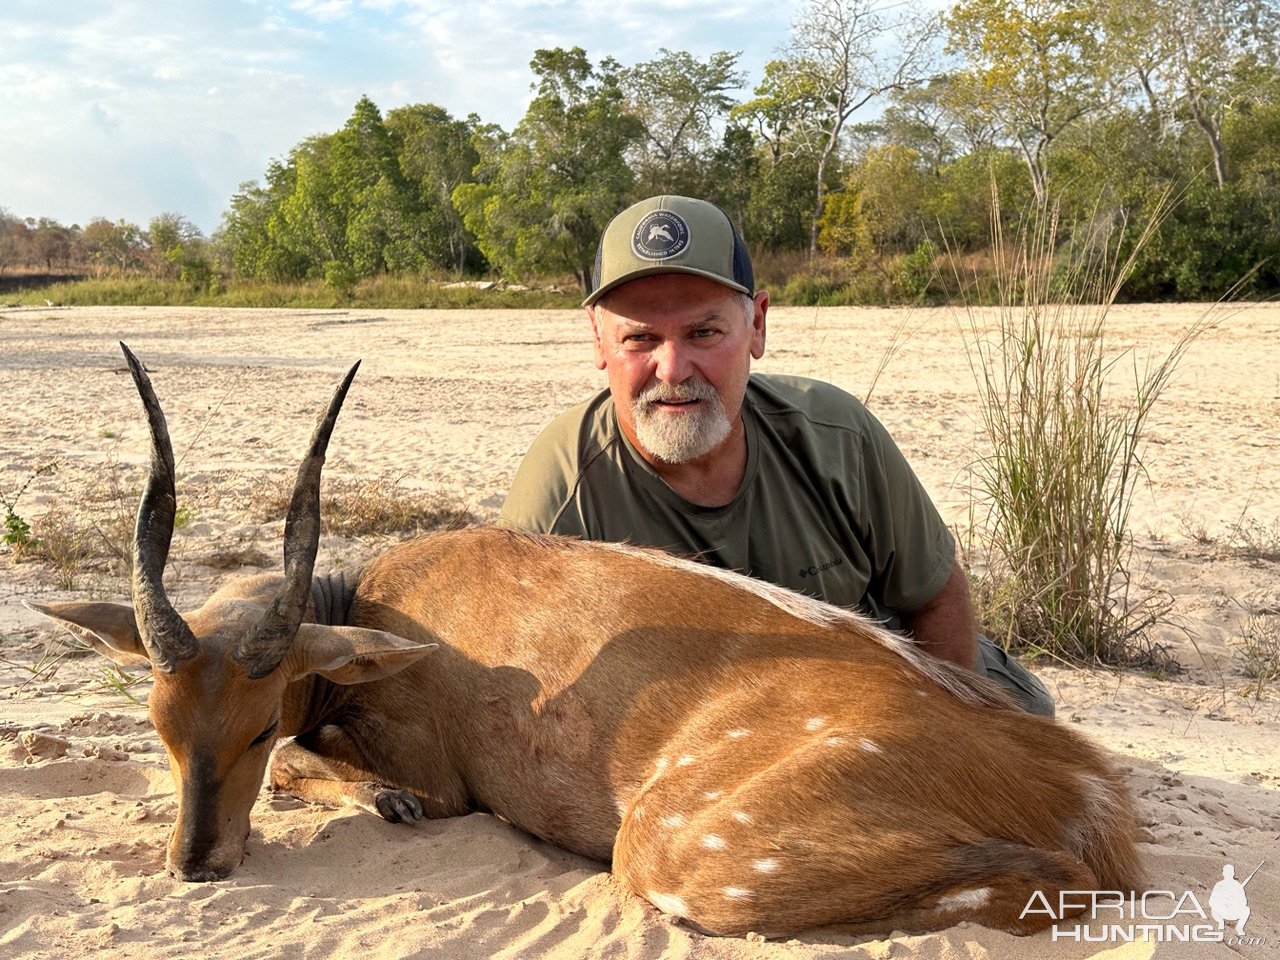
[653,339,692,384]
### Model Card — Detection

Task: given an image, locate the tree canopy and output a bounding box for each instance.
[6,0,1279,303]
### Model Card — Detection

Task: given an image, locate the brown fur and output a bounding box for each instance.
[33,525,1143,936]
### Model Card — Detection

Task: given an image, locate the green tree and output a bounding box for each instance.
[927,147,1034,250]
[731,60,834,252]
[330,95,425,276]
[453,47,642,290]
[29,218,76,272]
[822,144,933,256]
[745,149,824,251]
[0,209,23,273]
[945,0,1118,203]
[259,96,429,281]
[703,124,759,234]
[385,103,483,272]
[82,218,143,273]
[878,74,1001,173]
[732,57,827,166]
[621,49,744,196]
[1106,0,1280,187]
[274,134,345,272]
[772,0,939,255]
[217,159,310,281]
[146,213,203,279]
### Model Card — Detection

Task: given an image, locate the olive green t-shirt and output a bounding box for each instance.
[499,374,955,628]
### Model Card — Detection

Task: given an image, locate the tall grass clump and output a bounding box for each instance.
[955,191,1217,665]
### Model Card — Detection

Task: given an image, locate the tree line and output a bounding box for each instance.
[4,0,1278,303]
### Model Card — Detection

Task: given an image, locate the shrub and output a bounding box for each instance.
[894,239,939,303]
[252,475,474,538]
[956,194,1214,665]
[1236,614,1280,700]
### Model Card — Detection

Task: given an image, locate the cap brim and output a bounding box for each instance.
[582,265,753,307]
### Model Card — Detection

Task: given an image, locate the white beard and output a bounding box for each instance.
[631,380,732,464]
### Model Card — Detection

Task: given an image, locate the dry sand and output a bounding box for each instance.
[1,303,1277,959]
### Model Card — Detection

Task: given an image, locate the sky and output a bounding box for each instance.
[0,0,818,235]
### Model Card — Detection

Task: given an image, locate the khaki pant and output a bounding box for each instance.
[974,636,1055,718]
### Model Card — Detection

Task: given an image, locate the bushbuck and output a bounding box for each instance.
[29,344,1142,937]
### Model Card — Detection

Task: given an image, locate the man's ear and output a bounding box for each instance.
[287,623,438,685]
[587,306,608,370]
[24,600,151,667]
[750,290,768,360]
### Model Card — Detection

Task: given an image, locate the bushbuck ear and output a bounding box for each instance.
[23,600,151,668]
[288,623,437,685]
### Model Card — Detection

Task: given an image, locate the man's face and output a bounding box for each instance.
[589,273,767,465]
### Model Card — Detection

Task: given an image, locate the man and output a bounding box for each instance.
[500,194,1053,716]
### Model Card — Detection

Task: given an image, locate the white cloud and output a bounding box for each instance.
[290,0,355,21]
[0,0,796,232]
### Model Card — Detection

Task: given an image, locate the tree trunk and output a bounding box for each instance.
[1016,135,1049,206]
[1187,94,1227,188]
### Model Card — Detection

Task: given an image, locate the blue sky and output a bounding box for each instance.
[0,0,939,235]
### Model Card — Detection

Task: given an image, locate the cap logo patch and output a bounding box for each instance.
[632,210,690,261]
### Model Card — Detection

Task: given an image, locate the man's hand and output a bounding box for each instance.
[902,559,978,670]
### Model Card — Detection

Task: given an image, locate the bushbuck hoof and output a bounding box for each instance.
[368,784,424,823]
[170,863,233,882]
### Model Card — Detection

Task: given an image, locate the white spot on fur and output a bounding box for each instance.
[654,757,669,772]
[916,688,929,697]
[858,739,882,754]
[732,810,752,824]
[824,735,846,747]
[676,755,696,766]
[660,813,687,829]
[702,834,727,850]
[723,887,754,901]
[727,728,750,739]
[937,887,992,911]
[753,858,781,874]
[1069,773,1125,859]
[804,716,827,731]
[648,891,688,917]
[703,790,723,800]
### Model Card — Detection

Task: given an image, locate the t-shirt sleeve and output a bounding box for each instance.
[497,406,591,537]
[498,432,574,535]
[856,409,956,614]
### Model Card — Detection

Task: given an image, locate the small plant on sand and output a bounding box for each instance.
[1236,614,1280,700]
[2,511,36,555]
[1,461,58,560]
[23,448,147,586]
[0,637,75,691]
[253,474,475,538]
[29,507,95,589]
[1225,514,1280,564]
[954,192,1217,665]
[95,662,149,706]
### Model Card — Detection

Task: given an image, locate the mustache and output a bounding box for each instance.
[636,380,719,407]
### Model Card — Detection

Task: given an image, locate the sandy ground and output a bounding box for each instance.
[1,303,1277,959]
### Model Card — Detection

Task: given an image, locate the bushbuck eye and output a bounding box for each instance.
[250,719,278,748]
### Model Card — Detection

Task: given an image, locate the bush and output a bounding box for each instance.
[956,197,1213,665]
[252,475,474,538]
[323,260,358,295]
[894,239,938,303]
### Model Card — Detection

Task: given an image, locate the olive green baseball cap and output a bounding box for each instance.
[583,195,754,307]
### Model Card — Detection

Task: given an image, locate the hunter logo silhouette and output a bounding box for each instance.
[1210,861,1263,935]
